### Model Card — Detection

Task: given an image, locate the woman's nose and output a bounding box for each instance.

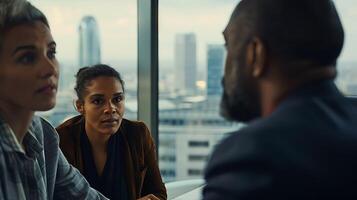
[39,56,58,79]
[104,102,117,114]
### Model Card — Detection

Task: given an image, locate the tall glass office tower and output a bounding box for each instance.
[207,44,225,96]
[174,33,197,95]
[79,16,101,68]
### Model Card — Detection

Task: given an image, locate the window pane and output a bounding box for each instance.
[33,0,138,125]
[159,0,357,183]
[159,0,241,182]
[334,0,357,96]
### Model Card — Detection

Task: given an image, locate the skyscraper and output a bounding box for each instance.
[207,44,225,96]
[174,33,197,95]
[78,16,101,68]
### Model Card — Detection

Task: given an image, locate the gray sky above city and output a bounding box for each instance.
[31,0,357,65]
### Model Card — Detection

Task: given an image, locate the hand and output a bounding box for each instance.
[137,194,160,200]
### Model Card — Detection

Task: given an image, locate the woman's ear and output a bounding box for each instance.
[75,100,84,114]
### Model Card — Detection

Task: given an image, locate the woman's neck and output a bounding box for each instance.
[0,103,34,145]
[84,124,111,153]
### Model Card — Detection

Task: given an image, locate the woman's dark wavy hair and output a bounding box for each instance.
[74,64,125,100]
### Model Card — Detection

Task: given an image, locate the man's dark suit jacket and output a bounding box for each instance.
[203,79,357,199]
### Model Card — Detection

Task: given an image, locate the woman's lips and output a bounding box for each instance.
[36,84,57,95]
[101,118,119,122]
[101,118,120,126]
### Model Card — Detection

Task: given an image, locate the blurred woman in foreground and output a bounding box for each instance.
[0,1,106,199]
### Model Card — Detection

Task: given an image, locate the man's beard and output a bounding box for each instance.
[220,83,261,123]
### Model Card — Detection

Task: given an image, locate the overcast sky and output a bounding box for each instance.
[30,0,357,65]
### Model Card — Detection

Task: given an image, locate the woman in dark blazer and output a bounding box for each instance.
[56,64,166,200]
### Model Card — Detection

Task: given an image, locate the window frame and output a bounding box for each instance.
[137,0,159,156]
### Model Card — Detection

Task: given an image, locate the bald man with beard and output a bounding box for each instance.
[203,0,357,199]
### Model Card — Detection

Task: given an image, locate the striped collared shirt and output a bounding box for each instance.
[0,116,108,200]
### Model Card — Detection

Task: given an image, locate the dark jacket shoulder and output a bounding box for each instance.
[204,83,357,199]
[120,119,155,153]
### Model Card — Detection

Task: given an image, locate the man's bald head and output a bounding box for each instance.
[229,0,344,66]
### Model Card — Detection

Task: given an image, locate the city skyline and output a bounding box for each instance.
[31,0,357,64]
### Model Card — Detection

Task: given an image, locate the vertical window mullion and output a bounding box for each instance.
[137,0,159,156]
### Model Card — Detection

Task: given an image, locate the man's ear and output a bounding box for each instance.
[246,37,267,78]
[75,100,84,114]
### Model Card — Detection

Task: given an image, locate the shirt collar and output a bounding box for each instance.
[0,116,43,158]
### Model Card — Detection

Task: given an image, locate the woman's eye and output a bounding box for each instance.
[17,53,36,64]
[92,99,103,105]
[47,49,57,59]
[113,96,123,103]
